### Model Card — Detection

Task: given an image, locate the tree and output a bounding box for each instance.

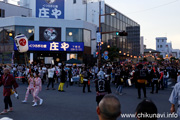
[106,46,119,61]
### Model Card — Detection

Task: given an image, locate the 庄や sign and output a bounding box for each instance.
[36,0,64,19]
[14,41,84,52]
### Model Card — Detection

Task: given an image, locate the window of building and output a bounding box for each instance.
[66,28,83,42]
[162,39,164,42]
[15,26,34,40]
[157,45,159,48]
[0,26,15,60]
[0,9,5,18]
[160,45,162,48]
[73,0,76,4]
[157,40,159,42]
[83,29,91,47]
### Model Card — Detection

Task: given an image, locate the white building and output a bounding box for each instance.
[140,36,144,55]
[0,0,31,18]
[172,49,180,59]
[156,37,169,58]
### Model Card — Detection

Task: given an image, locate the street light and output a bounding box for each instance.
[98,12,116,70]
[110,12,116,16]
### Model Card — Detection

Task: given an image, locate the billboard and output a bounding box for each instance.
[36,0,64,19]
[39,27,61,41]
[14,41,84,52]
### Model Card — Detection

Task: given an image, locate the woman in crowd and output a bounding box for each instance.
[32,72,43,107]
[22,73,35,103]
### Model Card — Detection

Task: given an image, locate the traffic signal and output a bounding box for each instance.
[117,31,128,36]
[96,52,99,57]
[116,32,119,36]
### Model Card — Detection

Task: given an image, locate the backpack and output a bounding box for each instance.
[139,69,147,79]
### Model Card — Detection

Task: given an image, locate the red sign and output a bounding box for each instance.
[19,39,27,46]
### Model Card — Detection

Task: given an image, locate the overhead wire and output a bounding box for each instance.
[127,0,179,14]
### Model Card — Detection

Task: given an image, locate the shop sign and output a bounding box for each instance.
[14,41,84,52]
[36,0,64,19]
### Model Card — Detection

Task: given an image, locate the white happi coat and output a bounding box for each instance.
[169,82,180,116]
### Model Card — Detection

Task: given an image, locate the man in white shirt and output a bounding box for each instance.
[46,66,55,90]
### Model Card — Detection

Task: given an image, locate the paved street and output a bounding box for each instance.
[0,81,177,120]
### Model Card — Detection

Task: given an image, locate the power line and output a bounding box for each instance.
[127,0,179,14]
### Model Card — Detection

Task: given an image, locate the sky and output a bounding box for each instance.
[105,0,180,50]
[7,0,180,50]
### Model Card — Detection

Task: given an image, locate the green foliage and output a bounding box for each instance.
[106,46,119,61]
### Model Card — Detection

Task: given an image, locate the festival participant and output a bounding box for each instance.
[32,72,43,107]
[22,73,35,103]
[46,66,55,90]
[0,67,18,115]
[176,70,180,83]
[96,68,111,104]
[135,64,148,99]
[150,67,160,94]
[169,81,180,117]
[58,66,66,92]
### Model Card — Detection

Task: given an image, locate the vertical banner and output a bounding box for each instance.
[36,0,64,19]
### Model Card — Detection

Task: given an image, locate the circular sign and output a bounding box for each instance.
[44,28,57,41]
[104,51,109,55]
[19,39,27,46]
[45,0,56,4]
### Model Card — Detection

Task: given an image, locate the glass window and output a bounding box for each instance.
[3,26,15,45]
[73,0,76,4]
[157,45,159,48]
[0,9,5,18]
[66,28,83,42]
[0,26,15,54]
[0,27,3,45]
[15,26,34,40]
[83,29,91,47]
[162,40,164,42]
[113,17,116,28]
[160,45,162,48]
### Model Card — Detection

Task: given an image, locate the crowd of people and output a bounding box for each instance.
[0,61,180,119]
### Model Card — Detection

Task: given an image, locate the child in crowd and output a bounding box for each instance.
[22,73,34,103]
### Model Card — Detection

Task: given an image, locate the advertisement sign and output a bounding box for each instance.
[36,0,64,19]
[39,27,61,41]
[96,32,101,43]
[14,41,84,52]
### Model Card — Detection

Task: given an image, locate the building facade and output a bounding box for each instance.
[156,37,173,58]
[0,0,141,65]
[64,0,140,57]
[172,49,180,59]
[140,36,144,55]
[21,0,140,57]
[0,16,97,65]
[0,1,32,18]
